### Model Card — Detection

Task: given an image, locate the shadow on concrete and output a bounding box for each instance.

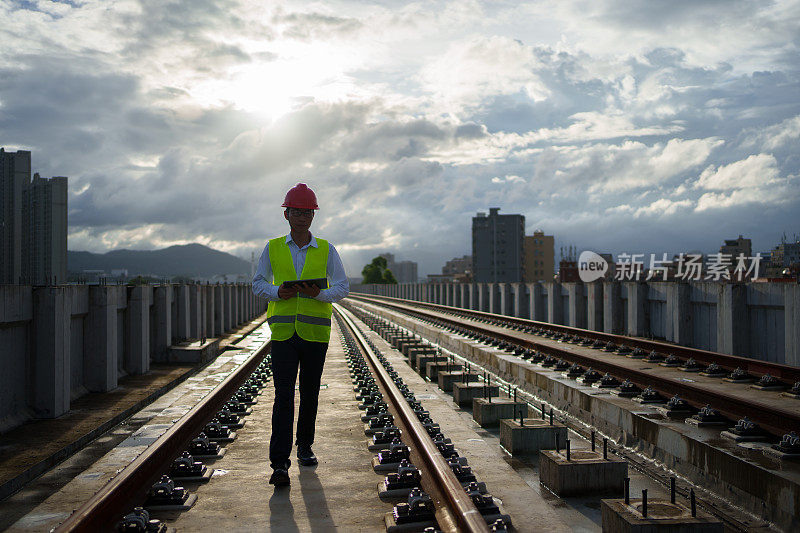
[298,468,335,532]
[269,487,299,532]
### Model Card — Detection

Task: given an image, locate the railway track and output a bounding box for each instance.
[53,328,273,532]
[350,294,800,442]
[47,307,515,533]
[335,304,510,532]
[34,293,798,532]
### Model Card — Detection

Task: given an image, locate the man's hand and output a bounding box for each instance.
[297,281,321,298]
[278,283,300,300]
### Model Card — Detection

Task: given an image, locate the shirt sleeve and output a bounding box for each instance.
[252,243,280,301]
[316,243,349,303]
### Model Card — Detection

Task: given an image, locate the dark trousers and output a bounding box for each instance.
[269,333,328,470]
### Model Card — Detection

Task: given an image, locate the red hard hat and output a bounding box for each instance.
[282,183,319,209]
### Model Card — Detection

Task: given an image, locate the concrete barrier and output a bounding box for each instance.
[0,283,267,433]
[349,279,800,367]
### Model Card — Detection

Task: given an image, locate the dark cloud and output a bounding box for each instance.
[1,0,798,274]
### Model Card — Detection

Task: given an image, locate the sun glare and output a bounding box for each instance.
[191,42,360,120]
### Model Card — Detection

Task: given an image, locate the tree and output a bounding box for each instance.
[362,256,398,284]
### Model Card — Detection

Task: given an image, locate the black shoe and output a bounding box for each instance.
[297,445,318,466]
[269,468,290,486]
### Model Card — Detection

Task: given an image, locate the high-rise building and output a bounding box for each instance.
[471,207,525,283]
[720,235,752,258]
[378,252,418,283]
[25,173,68,284]
[523,230,554,281]
[442,255,472,279]
[1,149,31,284]
[1,148,68,285]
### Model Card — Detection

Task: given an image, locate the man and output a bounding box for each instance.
[252,183,349,487]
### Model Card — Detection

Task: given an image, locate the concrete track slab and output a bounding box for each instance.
[163,319,391,532]
[349,310,594,532]
[4,321,271,532]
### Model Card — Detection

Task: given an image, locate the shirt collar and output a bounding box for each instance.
[285,233,318,249]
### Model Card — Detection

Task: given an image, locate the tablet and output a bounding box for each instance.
[281,278,329,289]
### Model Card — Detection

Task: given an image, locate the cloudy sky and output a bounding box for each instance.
[2,0,799,276]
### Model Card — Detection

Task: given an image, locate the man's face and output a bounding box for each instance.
[284,207,315,231]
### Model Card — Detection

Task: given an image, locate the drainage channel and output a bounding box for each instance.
[335,304,507,532]
[343,300,768,532]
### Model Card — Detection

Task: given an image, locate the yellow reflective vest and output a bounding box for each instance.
[266,237,332,343]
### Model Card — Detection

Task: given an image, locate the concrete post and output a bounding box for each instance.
[126,285,150,375]
[527,283,544,321]
[234,284,242,326]
[205,285,215,337]
[174,284,190,341]
[627,282,648,337]
[586,282,603,331]
[511,283,525,317]
[477,283,487,312]
[152,285,172,362]
[667,283,692,345]
[546,282,563,324]
[603,281,623,334]
[453,284,461,307]
[717,283,749,356]
[566,283,587,328]
[85,286,117,392]
[188,284,201,339]
[487,283,498,314]
[215,285,226,334]
[225,285,234,331]
[238,285,245,322]
[785,284,800,367]
[465,283,478,309]
[31,287,71,417]
[498,283,511,316]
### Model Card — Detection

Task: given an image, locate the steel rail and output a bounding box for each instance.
[55,338,271,532]
[334,304,489,533]
[350,295,800,437]
[351,294,800,383]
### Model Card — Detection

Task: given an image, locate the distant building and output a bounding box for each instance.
[0,149,68,285]
[438,255,472,282]
[1,148,30,284]
[379,252,418,283]
[25,173,68,285]
[472,207,525,283]
[771,240,800,267]
[557,260,579,282]
[523,230,554,281]
[720,235,752,258]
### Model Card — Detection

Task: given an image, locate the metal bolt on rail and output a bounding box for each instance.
[385,459,422,491]
[392,488,436,525]
[645,350,664,362]
[188,433,221,457]
[116,507,166,533]
[144,475,189,507]
[169,451,206,480]
[773,432,800,454]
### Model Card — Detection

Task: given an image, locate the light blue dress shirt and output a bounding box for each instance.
[252,233,349,303]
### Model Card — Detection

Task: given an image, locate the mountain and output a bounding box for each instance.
[68,243,251,277]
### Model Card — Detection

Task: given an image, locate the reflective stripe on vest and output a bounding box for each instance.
[266,237,332,343]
